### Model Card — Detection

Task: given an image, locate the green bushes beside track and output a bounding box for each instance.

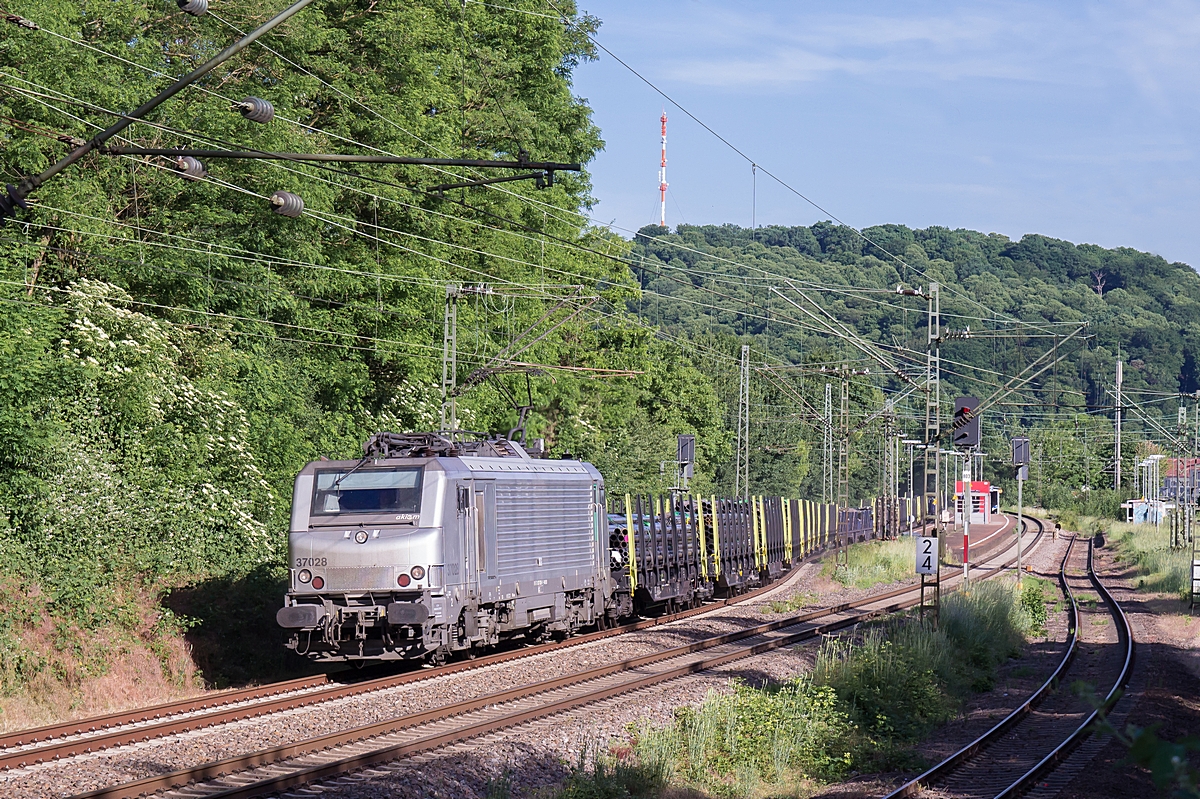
[564,581,1035,798]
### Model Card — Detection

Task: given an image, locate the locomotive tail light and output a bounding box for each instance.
[410,565,426,581]
[354,530,369,544]
[297,569,312,584]
[311,576,324,590]
[397,572,411,588]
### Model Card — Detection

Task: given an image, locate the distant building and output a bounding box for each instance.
[1162,457,1200,502]
[1121,498,1169,524]
[954,480,992,524]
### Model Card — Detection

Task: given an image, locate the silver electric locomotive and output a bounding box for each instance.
[276,432,622,663]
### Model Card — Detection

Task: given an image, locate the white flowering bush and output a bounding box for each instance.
[0,280,277,628]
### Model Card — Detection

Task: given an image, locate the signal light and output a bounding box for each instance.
[397,573,411,587]
[297,569,312,584]
[410,565,425,581]
[311,576,324,589]
[952,396,981,449]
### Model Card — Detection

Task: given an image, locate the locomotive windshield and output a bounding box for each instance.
[311,467,423,516]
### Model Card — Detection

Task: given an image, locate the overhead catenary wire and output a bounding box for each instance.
[7,6,1142,448]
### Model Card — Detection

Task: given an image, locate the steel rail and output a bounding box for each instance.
[68,592,920,799]
[0,533,841,770]
[993,537,1135,798]
[0,676,327,754]
[882,531,1133,799]
[70,519,1044,799]
[882,521,1072,799]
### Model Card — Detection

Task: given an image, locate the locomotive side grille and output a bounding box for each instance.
[321,566,394,591]
[494,481,596,576]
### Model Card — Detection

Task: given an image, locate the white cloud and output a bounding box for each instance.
[596,1,1200,94]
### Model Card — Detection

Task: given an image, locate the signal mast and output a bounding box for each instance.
[658,110,668,227]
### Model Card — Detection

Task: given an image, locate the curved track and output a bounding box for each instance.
[0,534,846,772]
[882,534,1134,799]
[65,516,1045,799]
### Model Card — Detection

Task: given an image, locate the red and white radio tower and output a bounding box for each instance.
[658,110,668,227]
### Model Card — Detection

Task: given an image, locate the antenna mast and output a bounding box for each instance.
[658,111,668,227]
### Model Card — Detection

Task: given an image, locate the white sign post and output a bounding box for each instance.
[1192,561,1200,611]
[916,536,937,575]
[916,534,940,626]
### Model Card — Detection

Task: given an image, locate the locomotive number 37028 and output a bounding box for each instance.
[296,557,328,567]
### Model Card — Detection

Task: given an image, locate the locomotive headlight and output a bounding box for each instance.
[354,530,369,544]
[297,569,312,584]
[410,565,426,581]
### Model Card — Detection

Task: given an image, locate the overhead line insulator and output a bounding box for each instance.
[176,0,208,16]
[270,190,304,217]
[234,97,275,124]
[174,156,207,181]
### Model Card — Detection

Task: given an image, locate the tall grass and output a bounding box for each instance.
[576,581,1033,798]
[1107,520,1190,599]
[823,538,914,589]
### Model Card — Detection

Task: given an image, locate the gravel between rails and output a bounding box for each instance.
[4,551,916,799]
[276,532,1049,799]
[286,637,822,799]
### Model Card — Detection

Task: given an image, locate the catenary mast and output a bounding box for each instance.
[659,111,668,226]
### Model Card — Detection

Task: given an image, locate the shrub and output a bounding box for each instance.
[584,579,1032,797]
[824,538,913,589]
[1019,579,1049,636]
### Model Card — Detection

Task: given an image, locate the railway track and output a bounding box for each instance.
[61,516,1044,799]
[0,533,847,773]
[882,533,1134,799]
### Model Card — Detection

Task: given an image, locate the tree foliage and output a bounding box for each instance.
[0,0,726,668]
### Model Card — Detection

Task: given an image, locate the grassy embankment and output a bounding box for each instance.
[551,572,1037,798]
[1034,508,1188,601]
[766,538,914,615]
[1088,518,1189,600]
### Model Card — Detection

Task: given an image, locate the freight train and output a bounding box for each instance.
[276,431,894,664]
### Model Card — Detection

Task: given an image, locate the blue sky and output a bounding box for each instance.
[569,1,1200,268]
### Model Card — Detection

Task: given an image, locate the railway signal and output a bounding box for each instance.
[952,396,981,449]
[954,397,980,585]
[1012,436,1030,585]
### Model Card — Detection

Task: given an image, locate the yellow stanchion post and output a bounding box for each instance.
[803,500,810,556]
[753,496,763,571]
[711,495,722,579]
[696,495,709,580]
[624,493,637,592]
[783,498,792,563]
